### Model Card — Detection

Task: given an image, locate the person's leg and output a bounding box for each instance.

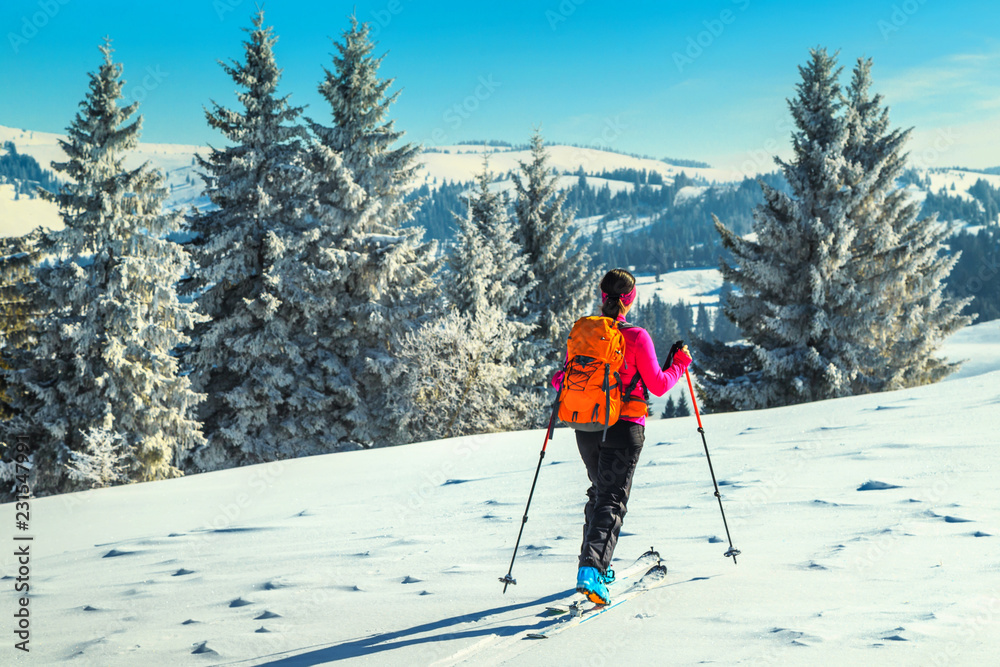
[578,420,644,573]
[576,430,601,560]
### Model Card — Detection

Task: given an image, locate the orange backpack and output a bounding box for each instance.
[557,316,642,439]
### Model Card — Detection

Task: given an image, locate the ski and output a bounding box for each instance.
[527,552,668,639]
[539,547,660,616]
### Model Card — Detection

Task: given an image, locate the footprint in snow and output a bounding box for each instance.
[103,549,139,558]
[229,598,253,608]
[336,584,365,592]
[255,610,281,620]
[771,627,822,645]
[191,641,218,656]
[857,480,902,491]
[401,575,423,584]
[925,510,974,523]
[173,568,195,576]
[800,561,828,571]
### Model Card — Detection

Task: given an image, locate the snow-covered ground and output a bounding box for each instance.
[0,183,63,237]
[635,269,722,307]
[925,169,1000,202]
[571,213,659,242]
[3,321,998,665]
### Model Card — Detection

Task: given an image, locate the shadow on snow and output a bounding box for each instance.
[250,588,576,665]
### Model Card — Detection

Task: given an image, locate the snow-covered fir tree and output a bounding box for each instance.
[840,57,971,391]
[394,164,539,439]
[0,41,204,495]
[306,15,439,448]
[392,305,539,441]
[701,49,866,411]
[447,163,534,317]
[185,11,355,469]
[310,15,421,229]
[701,49,970,412]
[511,131,596,374]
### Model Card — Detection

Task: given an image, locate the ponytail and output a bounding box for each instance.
[601,294,624,319]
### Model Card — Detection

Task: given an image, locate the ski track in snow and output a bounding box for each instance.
[1,322,999,665]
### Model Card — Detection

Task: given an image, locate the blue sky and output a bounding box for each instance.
[2,0,999,171]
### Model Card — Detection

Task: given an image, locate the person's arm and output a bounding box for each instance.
[551,351,570,389]
[632,329,691,397]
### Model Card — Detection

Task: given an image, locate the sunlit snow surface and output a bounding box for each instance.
[2,321,998,665]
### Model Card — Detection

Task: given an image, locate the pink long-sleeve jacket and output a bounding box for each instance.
[552,314,692,426]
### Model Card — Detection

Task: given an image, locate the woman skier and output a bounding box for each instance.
[553,268,692,604]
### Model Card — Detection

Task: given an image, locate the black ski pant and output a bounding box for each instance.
[576,419,644,573]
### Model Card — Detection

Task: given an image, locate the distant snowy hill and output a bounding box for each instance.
[418,144,733,186]
[3,319,998,665]
[3,124,998,239]
[0,125,208,237]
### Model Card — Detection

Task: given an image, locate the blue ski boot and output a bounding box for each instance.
[576,566,610,604]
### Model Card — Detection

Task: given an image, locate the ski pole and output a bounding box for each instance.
[499,390,562,593]
[684,365,740,565]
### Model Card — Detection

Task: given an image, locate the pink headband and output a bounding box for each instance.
[601,285,637,306]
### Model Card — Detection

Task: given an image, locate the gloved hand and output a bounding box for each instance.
[551,370,565,390]
[673,345,692,368]
[665,340,692,370]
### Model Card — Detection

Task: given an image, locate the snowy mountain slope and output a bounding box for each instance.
[926,169,1000,202]
[418,144,731,186]
[0,125,208,237]
[635,269,722,307]
[0,183,63,237]
[3,121,996,242]
[2,321,997,666]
